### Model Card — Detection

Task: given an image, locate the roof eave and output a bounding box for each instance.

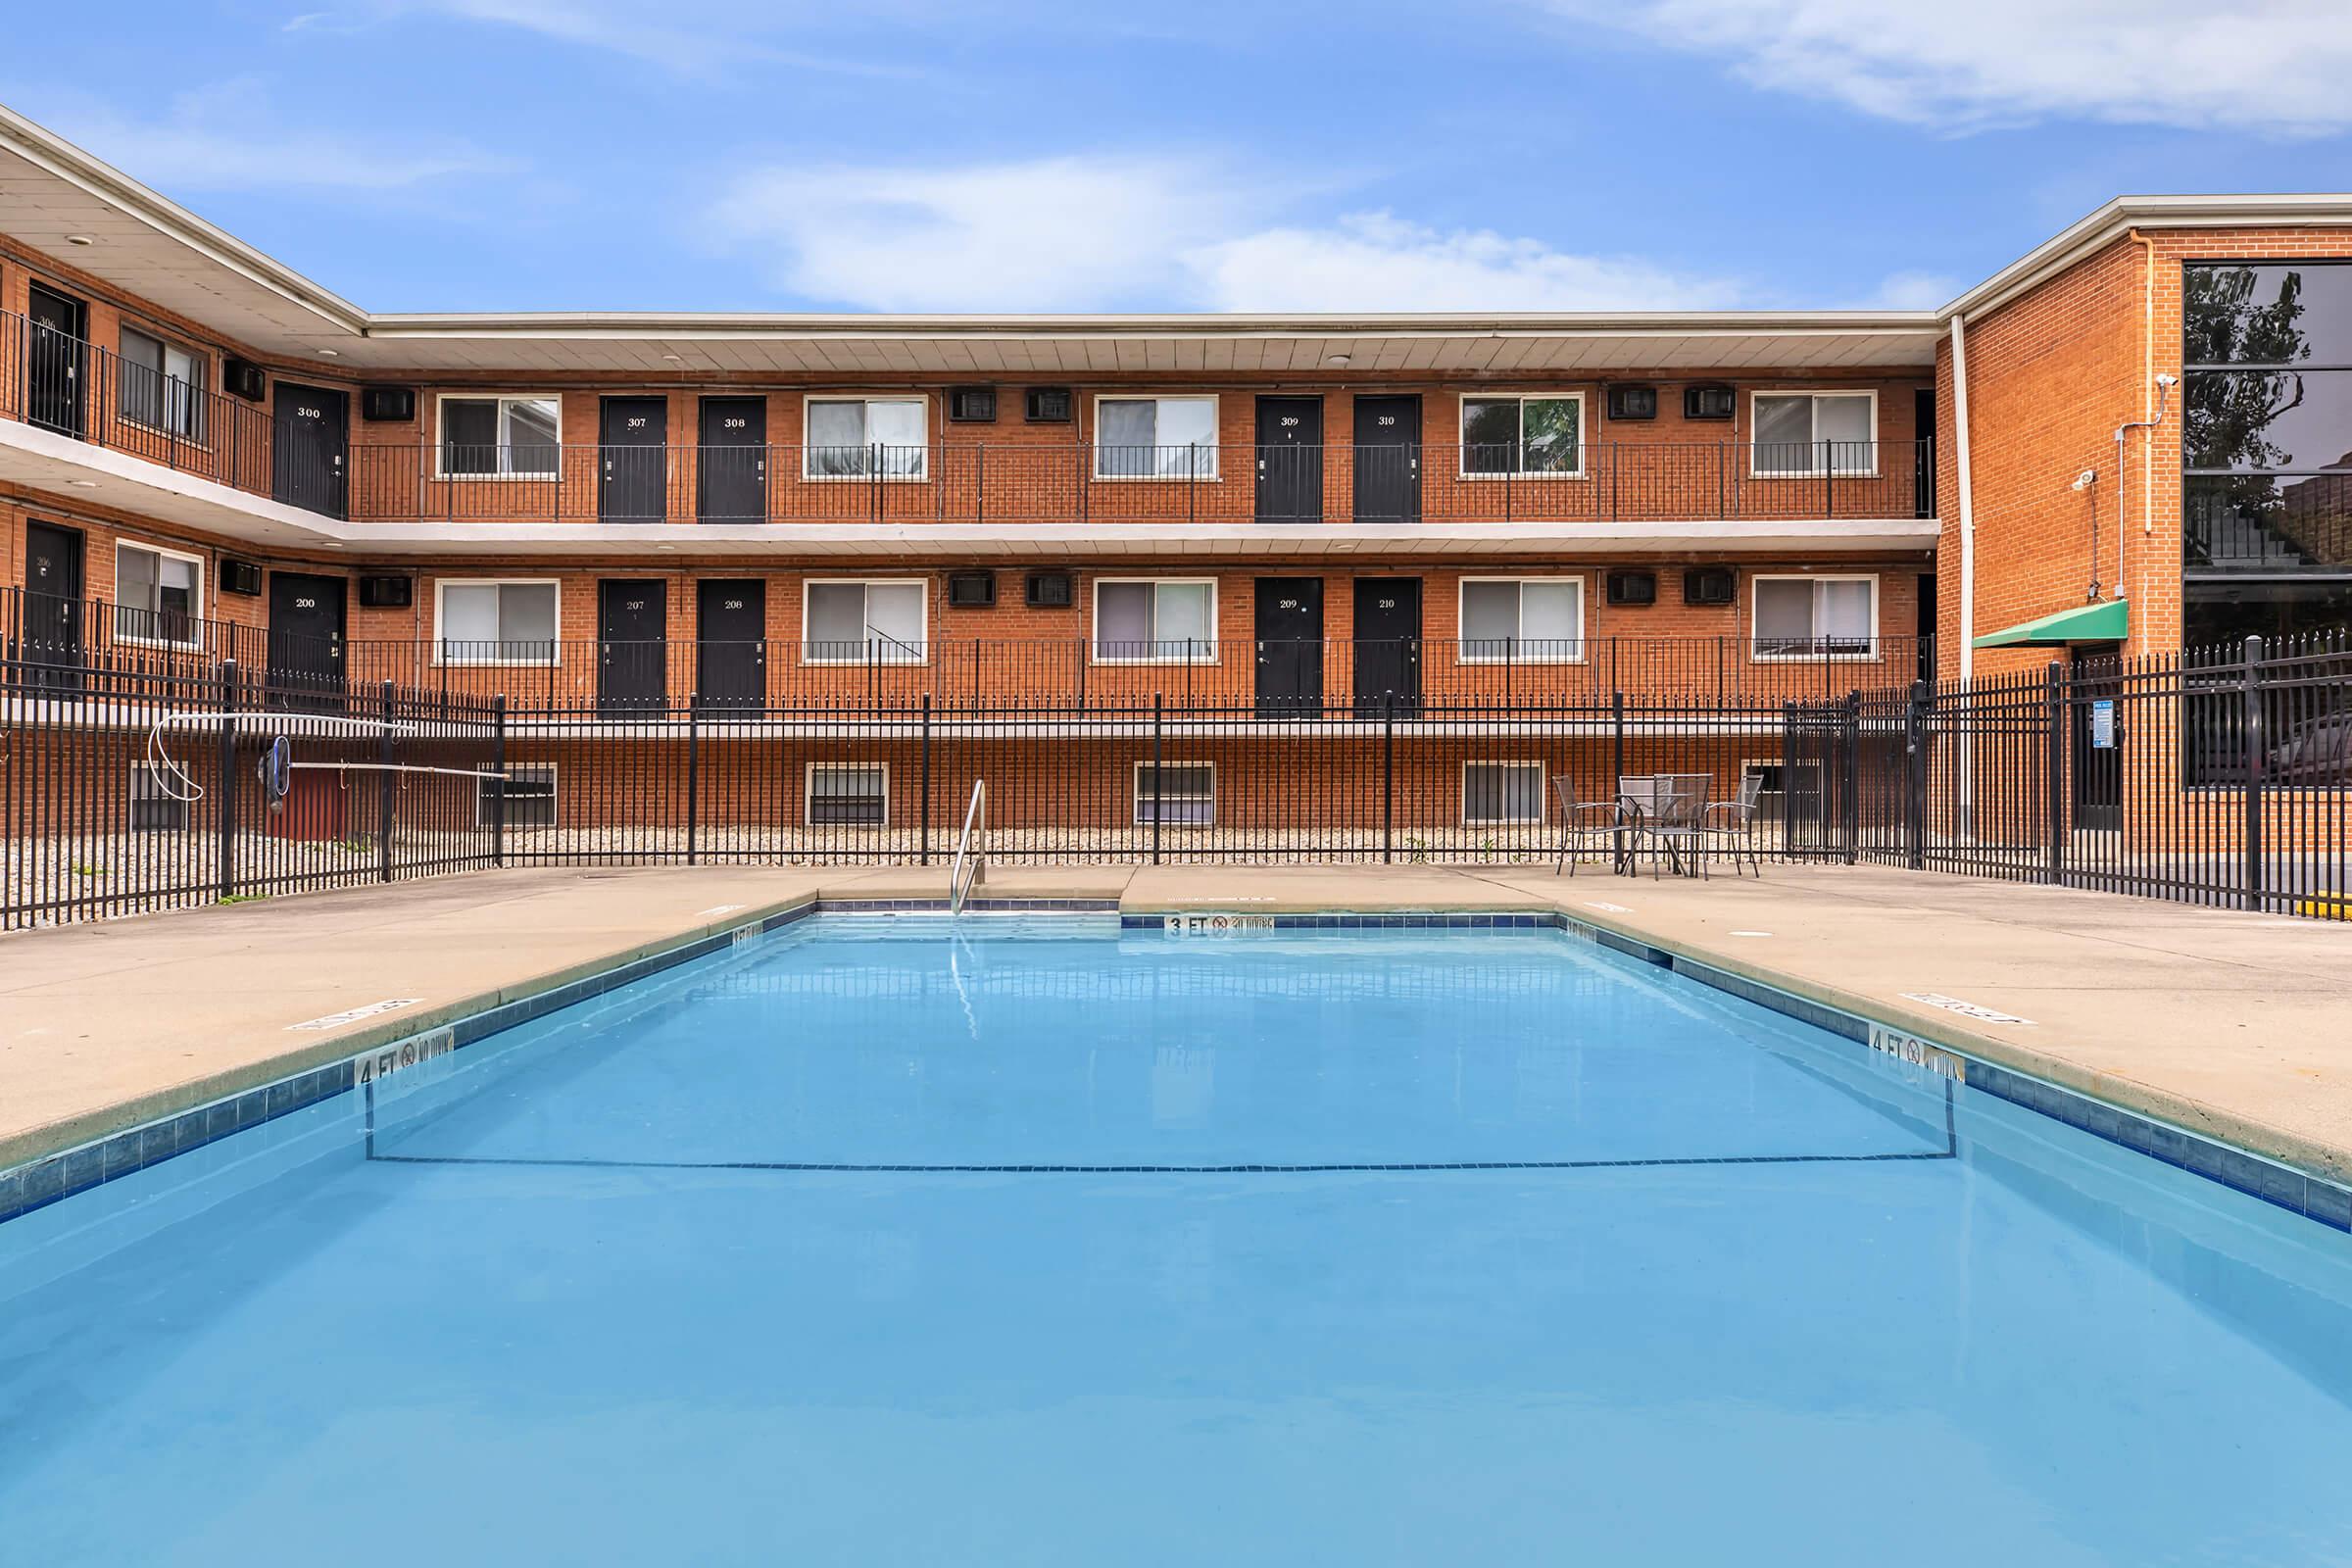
[1940,194,2352,324]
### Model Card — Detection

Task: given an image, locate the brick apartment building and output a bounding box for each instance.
[1,101,2347,841]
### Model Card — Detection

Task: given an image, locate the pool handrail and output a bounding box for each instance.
[950,778,986,914]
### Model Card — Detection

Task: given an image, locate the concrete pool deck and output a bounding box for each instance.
[4,861,2352,1189]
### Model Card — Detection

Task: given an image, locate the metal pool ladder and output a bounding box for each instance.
[950,779,987,915]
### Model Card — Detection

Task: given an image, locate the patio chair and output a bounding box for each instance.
[1550,774,1621,875]
[1614,775,1665,874]
[1643,775,1711,879]
[1700,771,1766,878]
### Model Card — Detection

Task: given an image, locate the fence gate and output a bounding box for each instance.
[1782,695,1859,860]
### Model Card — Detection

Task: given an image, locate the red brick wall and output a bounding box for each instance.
[1937,224,2352,676]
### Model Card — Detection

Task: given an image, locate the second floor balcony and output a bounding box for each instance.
[344,436,1936,528]
[2,306,1936,535]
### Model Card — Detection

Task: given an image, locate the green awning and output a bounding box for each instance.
[1971,598,2129,649]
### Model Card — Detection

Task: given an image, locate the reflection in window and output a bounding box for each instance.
[1751,393,1874,475]
[2186,474,2352,571]
[2185,264,2352,367]
[1095,398,1218,478]
[1461,395,1581,476]
[442,397,561,477]
[805,399,927,479]
[2186,369,2352,471]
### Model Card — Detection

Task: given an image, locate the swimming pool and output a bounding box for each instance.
[4,913,2350,1565]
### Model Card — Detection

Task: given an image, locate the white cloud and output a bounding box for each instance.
[1864,270,1959,310]
[1186,212,1746,312]
[25,80,516,192]
[373,1,917,76]
[1551,0,2352,134]
[710,155,1269,311]
[710,156,1749,312]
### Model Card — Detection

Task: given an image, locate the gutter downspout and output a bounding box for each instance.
[1949,313,1977,835]
[2113,229,2172,637]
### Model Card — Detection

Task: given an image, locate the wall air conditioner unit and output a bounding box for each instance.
[359,574,414,609]
[1684,384,1736,421]
[947,570,998,608]
[1683,566,1736,606]
[1605,569,1658,608]
[1025,387,1074,423]
[362,386,417,422]
[949,387,998,422]
[220,559,264,597]
[222,358,268,402]
[1025,569,1073,609]
[1606,384,1658,421]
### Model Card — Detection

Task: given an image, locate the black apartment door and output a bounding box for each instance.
[602,398,668,523]
[1255,397,1323,524]
[699,398,767,522]
[25,284,87,439]
[599,579,668,714]
[272,384,348,518]
[21,520,85,690]
[697,579,766,710]
[1352,577,1423,717]
[1353,397,1421,524]
[1254,576,1324,717]
[268,571,348,707]
[2072,643,2124,833]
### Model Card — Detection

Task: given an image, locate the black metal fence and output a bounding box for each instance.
[1788,632,2352,915]
[2,655,503,928]
[10,616,2349,929]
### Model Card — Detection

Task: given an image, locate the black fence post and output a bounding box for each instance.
[1382,689,1395,864]
[2241,633,2267,911]
[1780,701,1795,855]
[1152,691,1164,866]
[1611,687,1627,866]
[1842,690,1862,864]
[491,693,507,869]
[218,659,240,902]
[1905,679,1929,870]
[377,680,396,883]
[2044,661,2067,885]
[686,695,701,866]
[919,692,932,866]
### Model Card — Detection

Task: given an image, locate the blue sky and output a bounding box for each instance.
[9,1,2352,315]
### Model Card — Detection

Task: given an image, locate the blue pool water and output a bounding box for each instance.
[4,916,2351,1565]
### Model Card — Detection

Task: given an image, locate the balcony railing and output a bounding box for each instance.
[0,307,296,498]
[348,439,1933,527]
[1,305,1933,528]
[2,590,1931,715]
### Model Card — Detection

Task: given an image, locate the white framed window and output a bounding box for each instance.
[1094,395,1219,479]
[113,541,204,648]
[1749,391,1877,477]
[1457,577,1584,663]
[1093,578,1216,663]
[803,579,928,663]
[438,394,562,478]
[434,579,561,665]
[1463,760,1545,826]
[118,326,208,442]
[1459,392,1584,478]
[1134,760,1215,826]
[129,763,190,832]
[803,396,928,480]
[478,762,558,827]
[807,762,889,826]
[1751,574,1878,659]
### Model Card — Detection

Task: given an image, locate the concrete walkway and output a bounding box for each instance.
[5,860,2352,1187]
